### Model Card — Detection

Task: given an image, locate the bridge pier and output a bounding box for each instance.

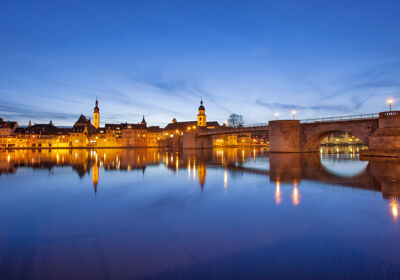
[268,120,301,152]
[362,111,400,157]
[182,132,213,149]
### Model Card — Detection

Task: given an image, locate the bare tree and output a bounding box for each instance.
[227,114,244,128]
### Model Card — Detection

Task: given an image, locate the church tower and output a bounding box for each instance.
[93,99,100,129]
[197,99,206,127]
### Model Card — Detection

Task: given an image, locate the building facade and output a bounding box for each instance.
[0,99,272,149]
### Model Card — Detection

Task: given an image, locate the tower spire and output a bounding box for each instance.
[141,115,147,126]
[93,98,100,129]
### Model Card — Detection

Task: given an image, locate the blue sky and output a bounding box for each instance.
[1,0,399,126]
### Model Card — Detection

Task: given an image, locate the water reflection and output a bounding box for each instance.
[1,148,400,202]
[1,147,399,279]
[391,200,399,219]
[275,181,281,204]
[292,180,300,206]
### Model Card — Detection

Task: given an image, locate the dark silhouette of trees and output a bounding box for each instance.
[227,114,244,128]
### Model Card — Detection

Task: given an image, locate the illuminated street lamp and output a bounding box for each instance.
[387,98,394,111]
[275,112,279,120]
[292,110,296,120]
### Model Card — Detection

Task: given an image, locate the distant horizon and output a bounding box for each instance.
[1,1,399,125]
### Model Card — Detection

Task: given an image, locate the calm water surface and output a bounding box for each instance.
[0,148,399,280]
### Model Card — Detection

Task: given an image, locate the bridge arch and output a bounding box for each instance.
[302,129,368,152]
[300,120,378,152]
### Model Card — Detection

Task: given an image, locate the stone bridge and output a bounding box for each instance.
[268,111,400,153]
[185,111,400,155]
[269,117,379,152]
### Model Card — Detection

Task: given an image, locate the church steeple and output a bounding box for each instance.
[94,99,99,113]
[197,99,206,127]
[141,115,147,127]
[93,98,100,129]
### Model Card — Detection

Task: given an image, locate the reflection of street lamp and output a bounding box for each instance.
[292,180,299,206]
[275,112,279,120]
[387,98,393,111]
[292,110,296,120]
[391,199,398,219]
[275,181,281,204]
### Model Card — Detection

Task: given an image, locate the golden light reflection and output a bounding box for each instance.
[275,181,281,204]
[92,163,99,194]
[4,148,400,202]
[292,180,299,206]
[188,160,191,179]
[391,200,398,219]
[192,161,196,180]
[224,169,228,192]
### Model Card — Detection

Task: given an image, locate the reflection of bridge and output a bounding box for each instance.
[1,148,399,199]
[206,153,399,199]
[170,149,400,199]
[185,111,400,155]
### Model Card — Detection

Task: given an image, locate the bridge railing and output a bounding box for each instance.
[240,123,269,128]
[379,111,400,118]
[197,123,269,135]
[212,123,269,130]
[300,113,379,124]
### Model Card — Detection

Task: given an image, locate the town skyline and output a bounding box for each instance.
[0,96,397,128]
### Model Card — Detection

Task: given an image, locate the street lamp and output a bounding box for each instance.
[292,110,296,120]
[275,112,279,120]
[387,98,394,111]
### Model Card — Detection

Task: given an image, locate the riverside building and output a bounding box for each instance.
[0,99,227,149]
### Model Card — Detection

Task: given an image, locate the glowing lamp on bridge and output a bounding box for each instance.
[275,112,279,120]
[387,98,394,111]
[292,110,296,120]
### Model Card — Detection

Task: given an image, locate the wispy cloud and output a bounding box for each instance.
[256,100,350,112]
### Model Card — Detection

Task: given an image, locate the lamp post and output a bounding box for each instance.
[292,110,296,120]
[275,112,279,120]
[387,98,393,111]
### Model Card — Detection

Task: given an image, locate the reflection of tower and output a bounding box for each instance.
[92,163,99,194]
[93,99,100,129]
[197,99,206,127]
[197,163,207,191]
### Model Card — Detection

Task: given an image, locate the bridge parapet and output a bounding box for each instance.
[300,113,378,124]
[378,111,400,128]
[379,111,400,118]
[196,125,269,136]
